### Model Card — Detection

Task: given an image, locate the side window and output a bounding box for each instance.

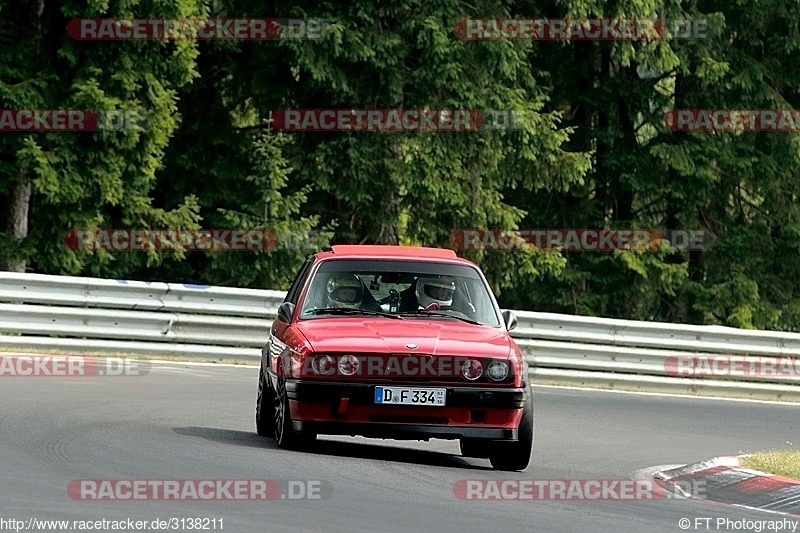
[285,257,315,304]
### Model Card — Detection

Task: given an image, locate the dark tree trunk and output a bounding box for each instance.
[0,169,31,272]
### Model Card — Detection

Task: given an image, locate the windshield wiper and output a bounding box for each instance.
[397,311,482,325]
[306,307,403,319]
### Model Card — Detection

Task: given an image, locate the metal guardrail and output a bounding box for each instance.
[0,273,277,359]
[1,272,799,401]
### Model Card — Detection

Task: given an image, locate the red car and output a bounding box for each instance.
[256,245,533,470]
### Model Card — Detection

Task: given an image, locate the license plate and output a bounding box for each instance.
[374,386,446,406]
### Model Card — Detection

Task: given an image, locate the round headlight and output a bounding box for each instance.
[312,354,336,375]
[461,359,483,381]
[338,354,360,376]
[486,360,509,381]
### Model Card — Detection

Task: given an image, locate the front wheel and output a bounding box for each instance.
[273,370,316,450]
[489,386,533,471]
[255,366,274,437]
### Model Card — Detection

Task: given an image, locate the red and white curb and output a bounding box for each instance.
[654,456,800,516]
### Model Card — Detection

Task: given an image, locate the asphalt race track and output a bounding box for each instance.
[2,361,798,532]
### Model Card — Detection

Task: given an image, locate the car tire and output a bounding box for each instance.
[273,364,316,450]
[489,386,533,471]
[256,365,274,437]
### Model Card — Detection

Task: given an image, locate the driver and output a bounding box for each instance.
[415,276,455,310]
[327,274,366,309]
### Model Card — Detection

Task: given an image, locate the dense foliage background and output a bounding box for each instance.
[2,0,799,330]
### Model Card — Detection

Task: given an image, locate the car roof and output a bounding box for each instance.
[315,245,474,265]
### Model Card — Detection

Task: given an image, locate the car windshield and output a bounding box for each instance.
[299,259,502,327]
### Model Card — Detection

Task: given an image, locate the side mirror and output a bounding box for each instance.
[277,302,295,323]
[501,310,517,331]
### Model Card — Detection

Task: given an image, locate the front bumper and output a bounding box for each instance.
[292,420,516,440]
[280,379,527,441]
[284,379,526,409]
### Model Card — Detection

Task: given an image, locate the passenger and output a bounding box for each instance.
[415,276,455,310]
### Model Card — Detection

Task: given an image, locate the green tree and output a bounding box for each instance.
[651,0,800,329]
[155,0,589,293]
[0,0,203,277]
[151,7,330,289]
[501,0,800,330]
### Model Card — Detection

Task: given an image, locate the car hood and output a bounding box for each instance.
[296,318,513,357]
